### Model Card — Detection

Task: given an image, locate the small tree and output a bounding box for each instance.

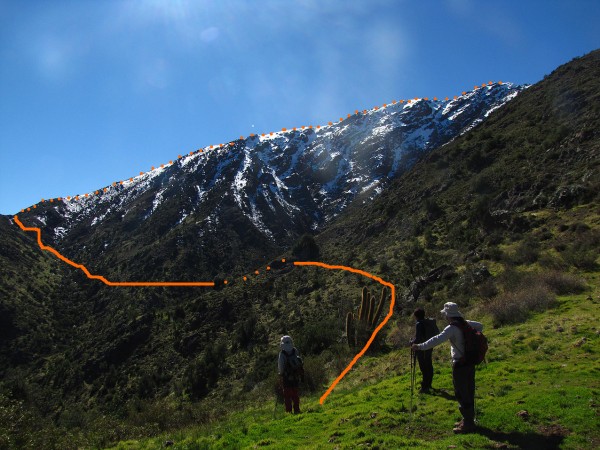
[292,234,320,260]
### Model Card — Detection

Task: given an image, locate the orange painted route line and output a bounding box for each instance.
[12,216,214,287]
[293,261,396,404]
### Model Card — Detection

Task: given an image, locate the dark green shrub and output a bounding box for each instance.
[483,284,556,327]
[562,245,598,270]
[535,271,587,295]
[386,322,413,349]
[243,350,278,392]
[292,234,320,260]
[487,246,504,261]
[538,252,567,270]
[425,198,443,220]
[477,278,499,299]
[233,314,258,352]
[301,354,329,394]
[295,318,340,355]
[511,236,541,265]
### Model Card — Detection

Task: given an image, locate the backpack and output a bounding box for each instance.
[452,320,488,365]
[423,318,440,340]
[283,348,304,381]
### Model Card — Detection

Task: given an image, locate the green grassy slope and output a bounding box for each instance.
[111,276,599,449]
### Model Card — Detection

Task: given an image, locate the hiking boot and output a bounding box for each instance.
[453,421,476,434]
[454,419,464,427]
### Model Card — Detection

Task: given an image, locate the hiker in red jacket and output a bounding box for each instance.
[412,302,483,434]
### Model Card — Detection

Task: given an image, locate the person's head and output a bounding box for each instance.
[439,302,463,322]
[413,307,425,321]
[280,335,294,353]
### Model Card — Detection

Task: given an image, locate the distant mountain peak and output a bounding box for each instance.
[17,82,526,278]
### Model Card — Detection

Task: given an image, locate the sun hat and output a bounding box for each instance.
[280,335,294,352]
[440,302,463,318]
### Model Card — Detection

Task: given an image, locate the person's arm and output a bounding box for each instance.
[278,352,285,375]
[412,325,454,351]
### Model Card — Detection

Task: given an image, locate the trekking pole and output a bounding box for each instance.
[474,368,478,425]
[412,349,417,393]
[409,348,415,423]
[273,378,282,419]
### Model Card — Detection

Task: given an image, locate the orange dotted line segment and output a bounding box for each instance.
[21,82,503,211]
[293,261,396,404]
[12,216,214,287]
[239,259,286,283]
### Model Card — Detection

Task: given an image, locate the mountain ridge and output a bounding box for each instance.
[14,82,525,282]
[13,82,519,215]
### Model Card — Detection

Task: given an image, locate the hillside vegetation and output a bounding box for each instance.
[0,50,599,448]
[109,280,599,449]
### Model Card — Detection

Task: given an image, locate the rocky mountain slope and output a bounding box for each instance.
[316,50,600,290]
[14,82,523,281]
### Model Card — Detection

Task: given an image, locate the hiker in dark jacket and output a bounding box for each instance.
[278,335,303,414]
[412,302,483,434]
[411,307,434,393]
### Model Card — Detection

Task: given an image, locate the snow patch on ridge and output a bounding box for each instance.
[248,197,274,240]
[195,185,207,204]
[484,88,521,117]
[233,150,251,209]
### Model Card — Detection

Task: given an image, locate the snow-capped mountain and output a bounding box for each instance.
[17,83,525,278]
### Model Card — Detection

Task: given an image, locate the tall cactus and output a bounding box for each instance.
[372,287,386,328]
[345,312,355,348]
[367,290,376,325]
[358,287,368,321]
[346,286,387,348]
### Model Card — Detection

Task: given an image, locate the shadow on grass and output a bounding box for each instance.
[477,426,564,450]
[429,388,455,401]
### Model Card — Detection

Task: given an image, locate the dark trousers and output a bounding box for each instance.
[416,349,433,390]
[452,363,476,424]
[283,386,300,413]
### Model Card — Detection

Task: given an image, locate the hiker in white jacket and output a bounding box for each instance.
[278,335,303,414]
[412,302,483,434]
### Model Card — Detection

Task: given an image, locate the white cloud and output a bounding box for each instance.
[138,58,170,90]
[31,34,83,81]
[207,67,241,100]
[446,0,473,16]
[120,0,196,24]
[366,25,411,74]
[445,0,522,47]
[201,27,219,43]
[115,0,220,48]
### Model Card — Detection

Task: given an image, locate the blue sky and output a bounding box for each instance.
[0,0,598,215]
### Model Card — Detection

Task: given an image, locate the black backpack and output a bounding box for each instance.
[423,318,440,340]
[283,348,304,381]
[452,320,488,365]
